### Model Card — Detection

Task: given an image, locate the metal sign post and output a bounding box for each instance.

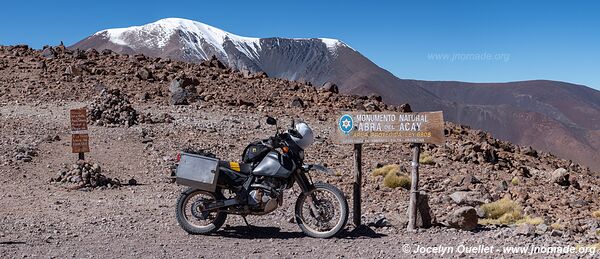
[336,111,444,229]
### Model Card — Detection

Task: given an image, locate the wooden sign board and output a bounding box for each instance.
[72,134,90,153]
[70,108,88,131]
[336,111,445,145]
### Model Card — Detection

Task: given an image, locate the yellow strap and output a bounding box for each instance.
[229,162,240,172]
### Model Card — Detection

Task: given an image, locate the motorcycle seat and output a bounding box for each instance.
[219,161,252,175]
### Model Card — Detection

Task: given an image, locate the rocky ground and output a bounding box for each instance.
[0,45,599,258]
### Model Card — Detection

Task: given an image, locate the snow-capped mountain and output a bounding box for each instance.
[71,18,444,111]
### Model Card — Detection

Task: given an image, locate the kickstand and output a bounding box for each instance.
[242,215,253,231]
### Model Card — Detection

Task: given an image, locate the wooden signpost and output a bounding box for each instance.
[70,108,89,160]
[336,111,445,230]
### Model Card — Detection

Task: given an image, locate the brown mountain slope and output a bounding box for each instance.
[69,18,600,170]
[410,80,600,170]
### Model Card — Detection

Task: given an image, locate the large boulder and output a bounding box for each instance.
[169,76,199,105]
[446,206,478,231]
[416,192,433,228]
[550,168,570,186]
[321,82,339,94]
[136,67,153,81]
[449,191,486,206]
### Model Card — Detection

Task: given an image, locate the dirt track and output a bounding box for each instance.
[1,102,594,259]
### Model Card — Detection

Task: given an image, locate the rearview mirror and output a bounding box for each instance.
[266,117,277,125]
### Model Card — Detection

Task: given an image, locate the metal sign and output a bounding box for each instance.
[71,134,90,153]
[70,108,88,131]
[336,111,445,145]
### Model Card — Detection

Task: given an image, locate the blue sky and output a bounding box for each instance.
[2,0,599,90]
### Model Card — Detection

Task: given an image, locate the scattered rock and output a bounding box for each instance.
[515,224,536,236]
[290,96,304,108]
[446,206,478,231]
[449,191,485,206]
[169,75,198,105]
[536,224,549,234]
[550,168,570,186]
[136,67,153,81]
[322,82,339,94]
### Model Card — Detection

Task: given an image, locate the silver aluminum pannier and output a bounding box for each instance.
[175,152,219,192]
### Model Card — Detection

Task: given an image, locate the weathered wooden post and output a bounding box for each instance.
[353,143,363,227]
[407,143,421,231]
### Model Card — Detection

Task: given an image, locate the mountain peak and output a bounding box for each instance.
[88,17,350,64]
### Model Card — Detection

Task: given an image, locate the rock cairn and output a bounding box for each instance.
[88,89,138,127]
[51,162,121,189]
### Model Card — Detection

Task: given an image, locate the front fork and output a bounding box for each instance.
[294,170,321,216]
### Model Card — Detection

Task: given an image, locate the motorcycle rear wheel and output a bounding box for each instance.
[295,182,349,238]
[176,187,227,234]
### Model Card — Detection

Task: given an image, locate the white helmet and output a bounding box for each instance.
[290,122,314,149]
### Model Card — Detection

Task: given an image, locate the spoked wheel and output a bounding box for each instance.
[295,182,349,238]
[176,187,227,234]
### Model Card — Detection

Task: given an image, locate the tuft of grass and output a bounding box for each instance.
[592,210,600,219]
[481,198,523,220]
[478,198,524,225]
[372,163,411,189]
[419,153,435,165]
[383,172,411,189]
[516,216,544,225]
[511,177,520,186]
[551,223,564,230]
[372,164,400,178]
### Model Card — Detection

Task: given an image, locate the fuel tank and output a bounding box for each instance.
[252,151,295,178]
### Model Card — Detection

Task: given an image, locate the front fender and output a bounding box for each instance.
[303,164,334,175]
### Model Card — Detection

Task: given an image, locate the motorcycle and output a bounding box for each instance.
[174,117,349,238]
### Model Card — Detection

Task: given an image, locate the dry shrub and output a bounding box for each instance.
[419,153,435,165]
[372,164,411,189]
[479,198,524,225]
[592,210,600,219]
[372,164,400,178]
[516,216,544,225]
[511,177,520,186]
[551,223,564,230]
[383,172,411,189]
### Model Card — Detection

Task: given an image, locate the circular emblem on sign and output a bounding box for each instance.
[339,114,354,135]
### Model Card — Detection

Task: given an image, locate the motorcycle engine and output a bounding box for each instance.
[248,177,286,213]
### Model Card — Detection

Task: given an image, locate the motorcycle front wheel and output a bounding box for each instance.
[295,182,349,238]
[176,187,227,234]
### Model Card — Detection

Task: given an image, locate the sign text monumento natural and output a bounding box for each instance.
[336,111,445,145]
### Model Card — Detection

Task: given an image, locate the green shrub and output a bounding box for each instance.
[383,172,411,189]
